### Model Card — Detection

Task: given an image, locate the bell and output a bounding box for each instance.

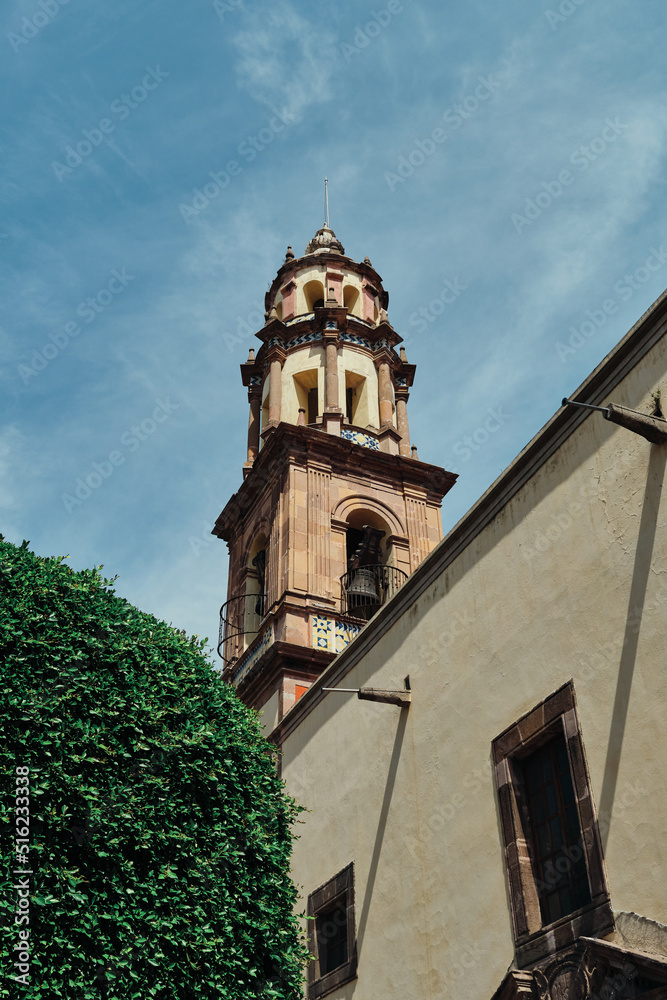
[346,568,380,603]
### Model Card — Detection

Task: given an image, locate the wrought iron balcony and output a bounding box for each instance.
[217,592,265,666]
[340,564,408,621]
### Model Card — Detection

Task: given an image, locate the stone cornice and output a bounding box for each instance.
[212,423,456,540]
[270,286,667,746]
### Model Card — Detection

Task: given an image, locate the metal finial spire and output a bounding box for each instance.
[324,177,329,228]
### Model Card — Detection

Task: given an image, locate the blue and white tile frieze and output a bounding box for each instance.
[311,615,363,653]
[341,428,380,450]
[232,623,274,687]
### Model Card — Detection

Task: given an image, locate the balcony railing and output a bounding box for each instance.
[340,564,408,621]
[217,592,265,665]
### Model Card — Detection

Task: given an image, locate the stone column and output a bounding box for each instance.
[247,387,262,463]
[395,390,411,458]
[323,328,342,436]
[268,357,282,425]
[378,361,394,427]
[325,340,339,411]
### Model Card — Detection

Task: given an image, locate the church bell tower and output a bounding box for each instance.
[213,220,457,730]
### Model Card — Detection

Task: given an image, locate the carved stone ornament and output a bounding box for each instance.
[534,954,595,1000]
[305,224,345,256]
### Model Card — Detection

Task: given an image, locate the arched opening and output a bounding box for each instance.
[245,533,268,643]
[341,509,406,620]
[293,369,320,425]
[344,371,366,426]
[304,280,325,313]
[275,300,283,321]
[343,285,360,317]
[345,509,392,567]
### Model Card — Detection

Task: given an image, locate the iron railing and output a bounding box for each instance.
[340,564,408,621]
[217,592,265,665]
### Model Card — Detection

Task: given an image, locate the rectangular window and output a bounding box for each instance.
[492,682,612,967]
[308,387,318,426]
[307,863,356,998]
[521,734,591,925]
[346,387,355,423]
[316,899,348,975]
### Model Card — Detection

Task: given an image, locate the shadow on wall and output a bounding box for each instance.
[598,444,667,851]
[355,705,409,958]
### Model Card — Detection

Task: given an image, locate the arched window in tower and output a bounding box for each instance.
[344,372,366,426]
[245,535,268,643]
[341,510,407,621]
[303,279,325,314]
[274,300,283,321]
[343,285,360,317]
[293,369,320,426]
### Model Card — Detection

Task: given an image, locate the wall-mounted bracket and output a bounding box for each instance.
[562,398,667,445]
[322,686,412,707]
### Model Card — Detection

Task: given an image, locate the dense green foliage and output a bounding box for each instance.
[0,539,308,999]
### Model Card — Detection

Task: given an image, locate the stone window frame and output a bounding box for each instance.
[307,862,357,998]
[492,681,613,967]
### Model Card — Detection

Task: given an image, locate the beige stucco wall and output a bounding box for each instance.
[258,688,280,736]
[338,347,381,428]
[279,332,667,999]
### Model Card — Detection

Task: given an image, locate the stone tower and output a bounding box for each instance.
[213,222,456,730]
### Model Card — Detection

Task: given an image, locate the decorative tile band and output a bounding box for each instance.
[311,615,363,653]
[262,330,392,354]
[267,330,322,350]
[232,623,274,687]
[341,428,380,450]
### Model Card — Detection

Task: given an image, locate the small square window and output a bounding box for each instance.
[307,863,357,998]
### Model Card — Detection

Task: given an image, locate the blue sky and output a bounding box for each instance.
[2,0,666,656]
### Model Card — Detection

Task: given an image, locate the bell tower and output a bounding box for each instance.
[213,221,457,730]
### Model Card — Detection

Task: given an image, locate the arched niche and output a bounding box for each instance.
[332,495,406,568]
[303,279,325,313]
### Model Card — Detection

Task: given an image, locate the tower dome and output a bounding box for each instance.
[305,224,345,256]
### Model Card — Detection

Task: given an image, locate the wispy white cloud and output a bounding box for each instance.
[231,1,338,121]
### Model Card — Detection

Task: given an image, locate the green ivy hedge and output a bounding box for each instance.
[0,539,308,999]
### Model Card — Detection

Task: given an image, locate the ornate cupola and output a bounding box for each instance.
[212,221,457,731]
